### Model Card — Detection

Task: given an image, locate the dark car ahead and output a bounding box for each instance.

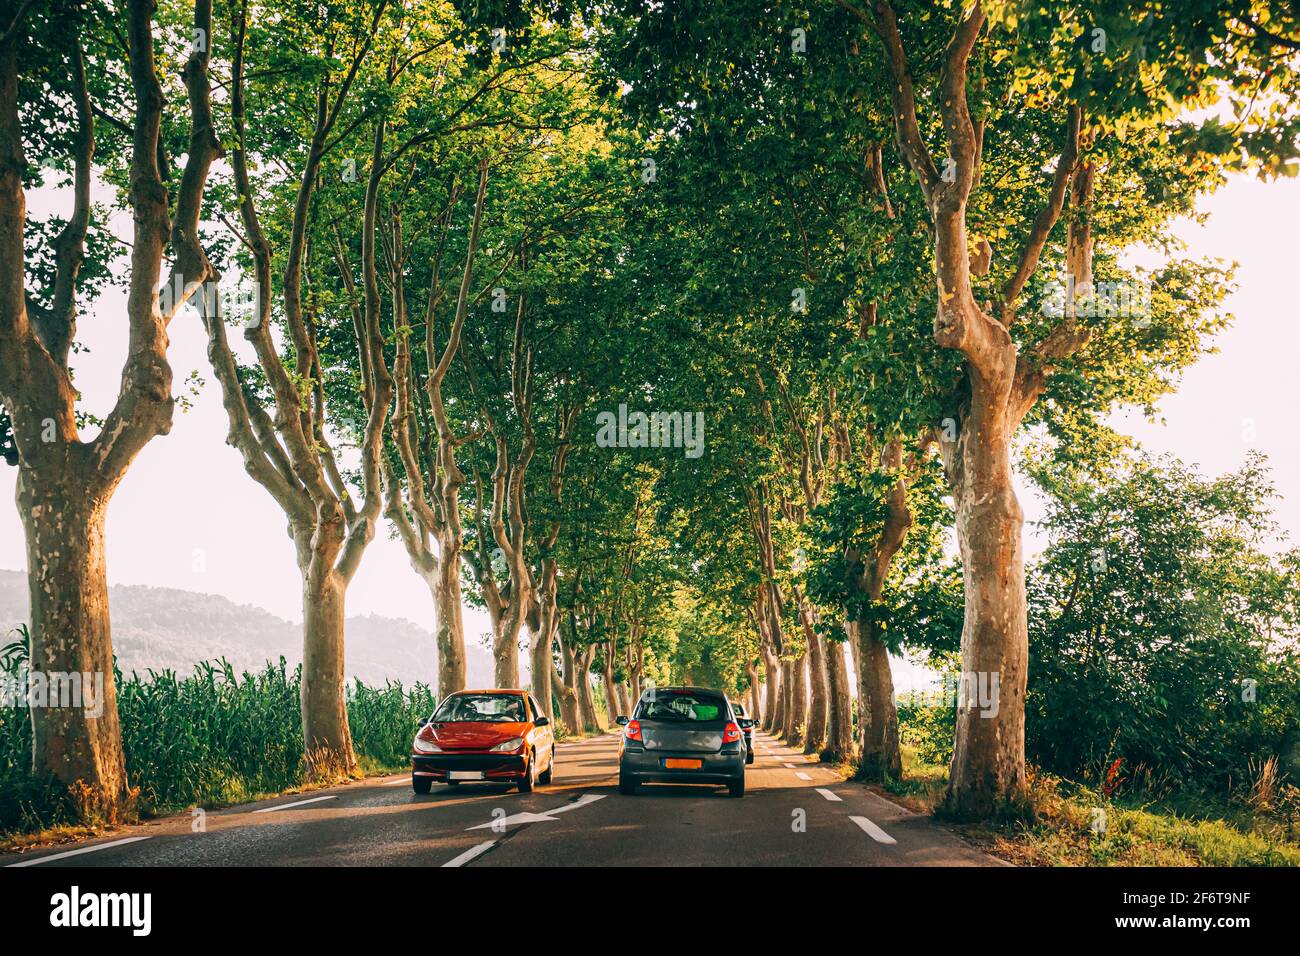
[731,701,755,764]
[617,686,749,797]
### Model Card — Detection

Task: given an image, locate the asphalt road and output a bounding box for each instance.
[2,731,1005,867]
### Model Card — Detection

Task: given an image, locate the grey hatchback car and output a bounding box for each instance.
[616,686,750,797]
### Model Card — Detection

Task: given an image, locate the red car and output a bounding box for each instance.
[412,689,556,794]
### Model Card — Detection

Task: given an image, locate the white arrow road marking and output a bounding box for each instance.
[795,771,812,781]
[443,840,496,867]
[6,836,152,867]
[816,788,842,802]
[850,815,897,845]
[466,793,606,831]
[253,795,336,813]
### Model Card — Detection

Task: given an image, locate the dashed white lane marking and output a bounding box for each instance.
[850,815,897,845]
[383,777,411,786]
[442,840,496,867]
[252,795,337,813]
[795,771,812,781]
[783,762,796,768]
[816,788,842,802]
[5,836,152,867]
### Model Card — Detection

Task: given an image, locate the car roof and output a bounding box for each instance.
[456,689,527,695]
[640,686,726,697]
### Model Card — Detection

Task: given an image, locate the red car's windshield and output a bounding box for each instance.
[432,694,526,723]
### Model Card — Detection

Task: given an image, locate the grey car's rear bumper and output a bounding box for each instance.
[619,746,744,784]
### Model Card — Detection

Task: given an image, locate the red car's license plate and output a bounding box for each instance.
[664,758,702,770]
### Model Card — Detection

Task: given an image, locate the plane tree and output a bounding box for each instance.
[0,0,220,813]
[198,0,400,776]
[840,0,1288,816]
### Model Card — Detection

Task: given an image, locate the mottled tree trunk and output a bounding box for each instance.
[615,682,632,719]
[782,654,807,744]
[745,661,761,723]
[494,609,523,688]
[529,628,553,720]
[577,650,600,733]
[856,621,902,781]
[433,541,466,699]
[942,416,1028,817]
[802,618,828,755]
[823,636,854,762]
[18,471,127,813]
[601,647,621,723]
[300,569,356,778]
[556,637,581,734]
[768,654,785,733]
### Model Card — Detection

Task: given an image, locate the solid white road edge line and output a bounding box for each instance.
[6,836,152,867]
[850,815,897,845]
[252,795,337,813]
[443,840,496,867]
[815,788,842,801]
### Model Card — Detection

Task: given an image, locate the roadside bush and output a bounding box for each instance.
[1026,454,1300,792]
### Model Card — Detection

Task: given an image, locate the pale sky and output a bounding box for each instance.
[3,173,1298,690]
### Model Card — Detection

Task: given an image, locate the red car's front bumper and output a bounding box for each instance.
[412,752,528,781]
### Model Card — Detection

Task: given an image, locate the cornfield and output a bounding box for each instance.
[0,645,434,837]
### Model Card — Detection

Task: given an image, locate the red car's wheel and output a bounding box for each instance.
[518,749,537,793]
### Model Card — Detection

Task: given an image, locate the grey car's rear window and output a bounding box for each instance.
[637,692,728,722]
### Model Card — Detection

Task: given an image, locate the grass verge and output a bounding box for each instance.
[871,745,1300,867]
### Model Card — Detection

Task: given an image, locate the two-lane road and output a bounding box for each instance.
[2,731,1005,867]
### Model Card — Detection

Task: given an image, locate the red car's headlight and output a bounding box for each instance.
[414,735,442,753]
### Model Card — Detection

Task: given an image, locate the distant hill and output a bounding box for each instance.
[0,569,494,689]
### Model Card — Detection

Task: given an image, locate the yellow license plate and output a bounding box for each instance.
[665,758,702,770]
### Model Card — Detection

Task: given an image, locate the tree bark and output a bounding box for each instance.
[745,661,761,722]
[823,635,854,762]
[556,637,581,733]
[940,414,1028,816]
[494,607,524,688]
[799,598,828,754]
[601,642,620,723]
[856,620,903,780]
[767,652,785,733]
[300,568,355,777]
[433,540,466,698]
[575,646,599,730]
[18,471,127,813]
[782,653,807,744]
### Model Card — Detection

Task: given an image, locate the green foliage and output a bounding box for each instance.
[1025,453,1300,791]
